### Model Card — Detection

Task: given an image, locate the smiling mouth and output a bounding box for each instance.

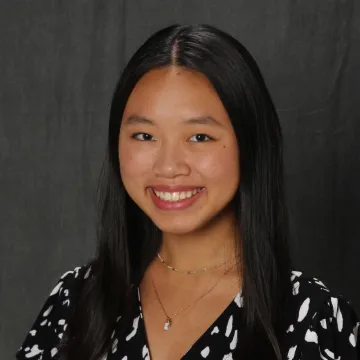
[152,188,204,202]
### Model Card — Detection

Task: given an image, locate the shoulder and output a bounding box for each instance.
[289,269,334,313]
[16,264,93,360]
[50,264,93,301]
[284,269,360,359]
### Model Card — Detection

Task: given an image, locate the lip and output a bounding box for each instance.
[148,187,206,211]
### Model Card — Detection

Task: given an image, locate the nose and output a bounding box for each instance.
[152,141,191,179]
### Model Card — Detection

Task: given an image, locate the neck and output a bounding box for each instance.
[159,209,240,271]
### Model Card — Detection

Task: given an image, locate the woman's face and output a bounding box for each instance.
[119,66,240,234]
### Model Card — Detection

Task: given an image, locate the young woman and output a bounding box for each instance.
[17,24,359,360]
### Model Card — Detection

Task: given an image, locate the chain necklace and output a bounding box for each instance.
[157,252,240,275]
[151,259,239,331]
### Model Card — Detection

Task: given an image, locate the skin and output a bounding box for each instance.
[118,66,242,359]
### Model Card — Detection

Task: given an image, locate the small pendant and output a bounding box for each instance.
[164,317,171,331]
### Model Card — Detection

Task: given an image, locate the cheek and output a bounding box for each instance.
[195,145,240,185]
[119,143,154,178]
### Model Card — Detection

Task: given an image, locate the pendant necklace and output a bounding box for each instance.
[151,259,239,331]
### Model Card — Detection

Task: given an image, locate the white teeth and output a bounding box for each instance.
[153,188,202,202]
[171,192,180,201]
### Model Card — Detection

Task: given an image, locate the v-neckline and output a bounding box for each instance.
[136,285,244,359]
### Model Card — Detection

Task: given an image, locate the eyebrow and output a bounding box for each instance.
[124,115,224,127]
[125,115,154,125]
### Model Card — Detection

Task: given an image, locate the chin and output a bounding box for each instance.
[153,222,198,235]
[151,216,209,236]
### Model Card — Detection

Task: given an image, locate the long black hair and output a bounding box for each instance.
[60,24,292,360]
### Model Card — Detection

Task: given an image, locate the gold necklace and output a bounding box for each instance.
[157,252,239,275]
[151,260,239,331]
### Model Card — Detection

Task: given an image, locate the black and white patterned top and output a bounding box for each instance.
[16,265,360,359]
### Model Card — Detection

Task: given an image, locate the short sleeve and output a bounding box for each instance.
[301,295,360,359]
[16,265,90,360]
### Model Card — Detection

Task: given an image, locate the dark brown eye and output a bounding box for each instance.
[189,134,213,142]
[132,133,154,141]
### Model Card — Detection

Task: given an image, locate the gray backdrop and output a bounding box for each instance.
[1,1,359,358]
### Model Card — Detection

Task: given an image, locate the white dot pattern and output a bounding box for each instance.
[16,266,360,359]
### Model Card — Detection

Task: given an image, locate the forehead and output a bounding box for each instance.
[123,66,230,122]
